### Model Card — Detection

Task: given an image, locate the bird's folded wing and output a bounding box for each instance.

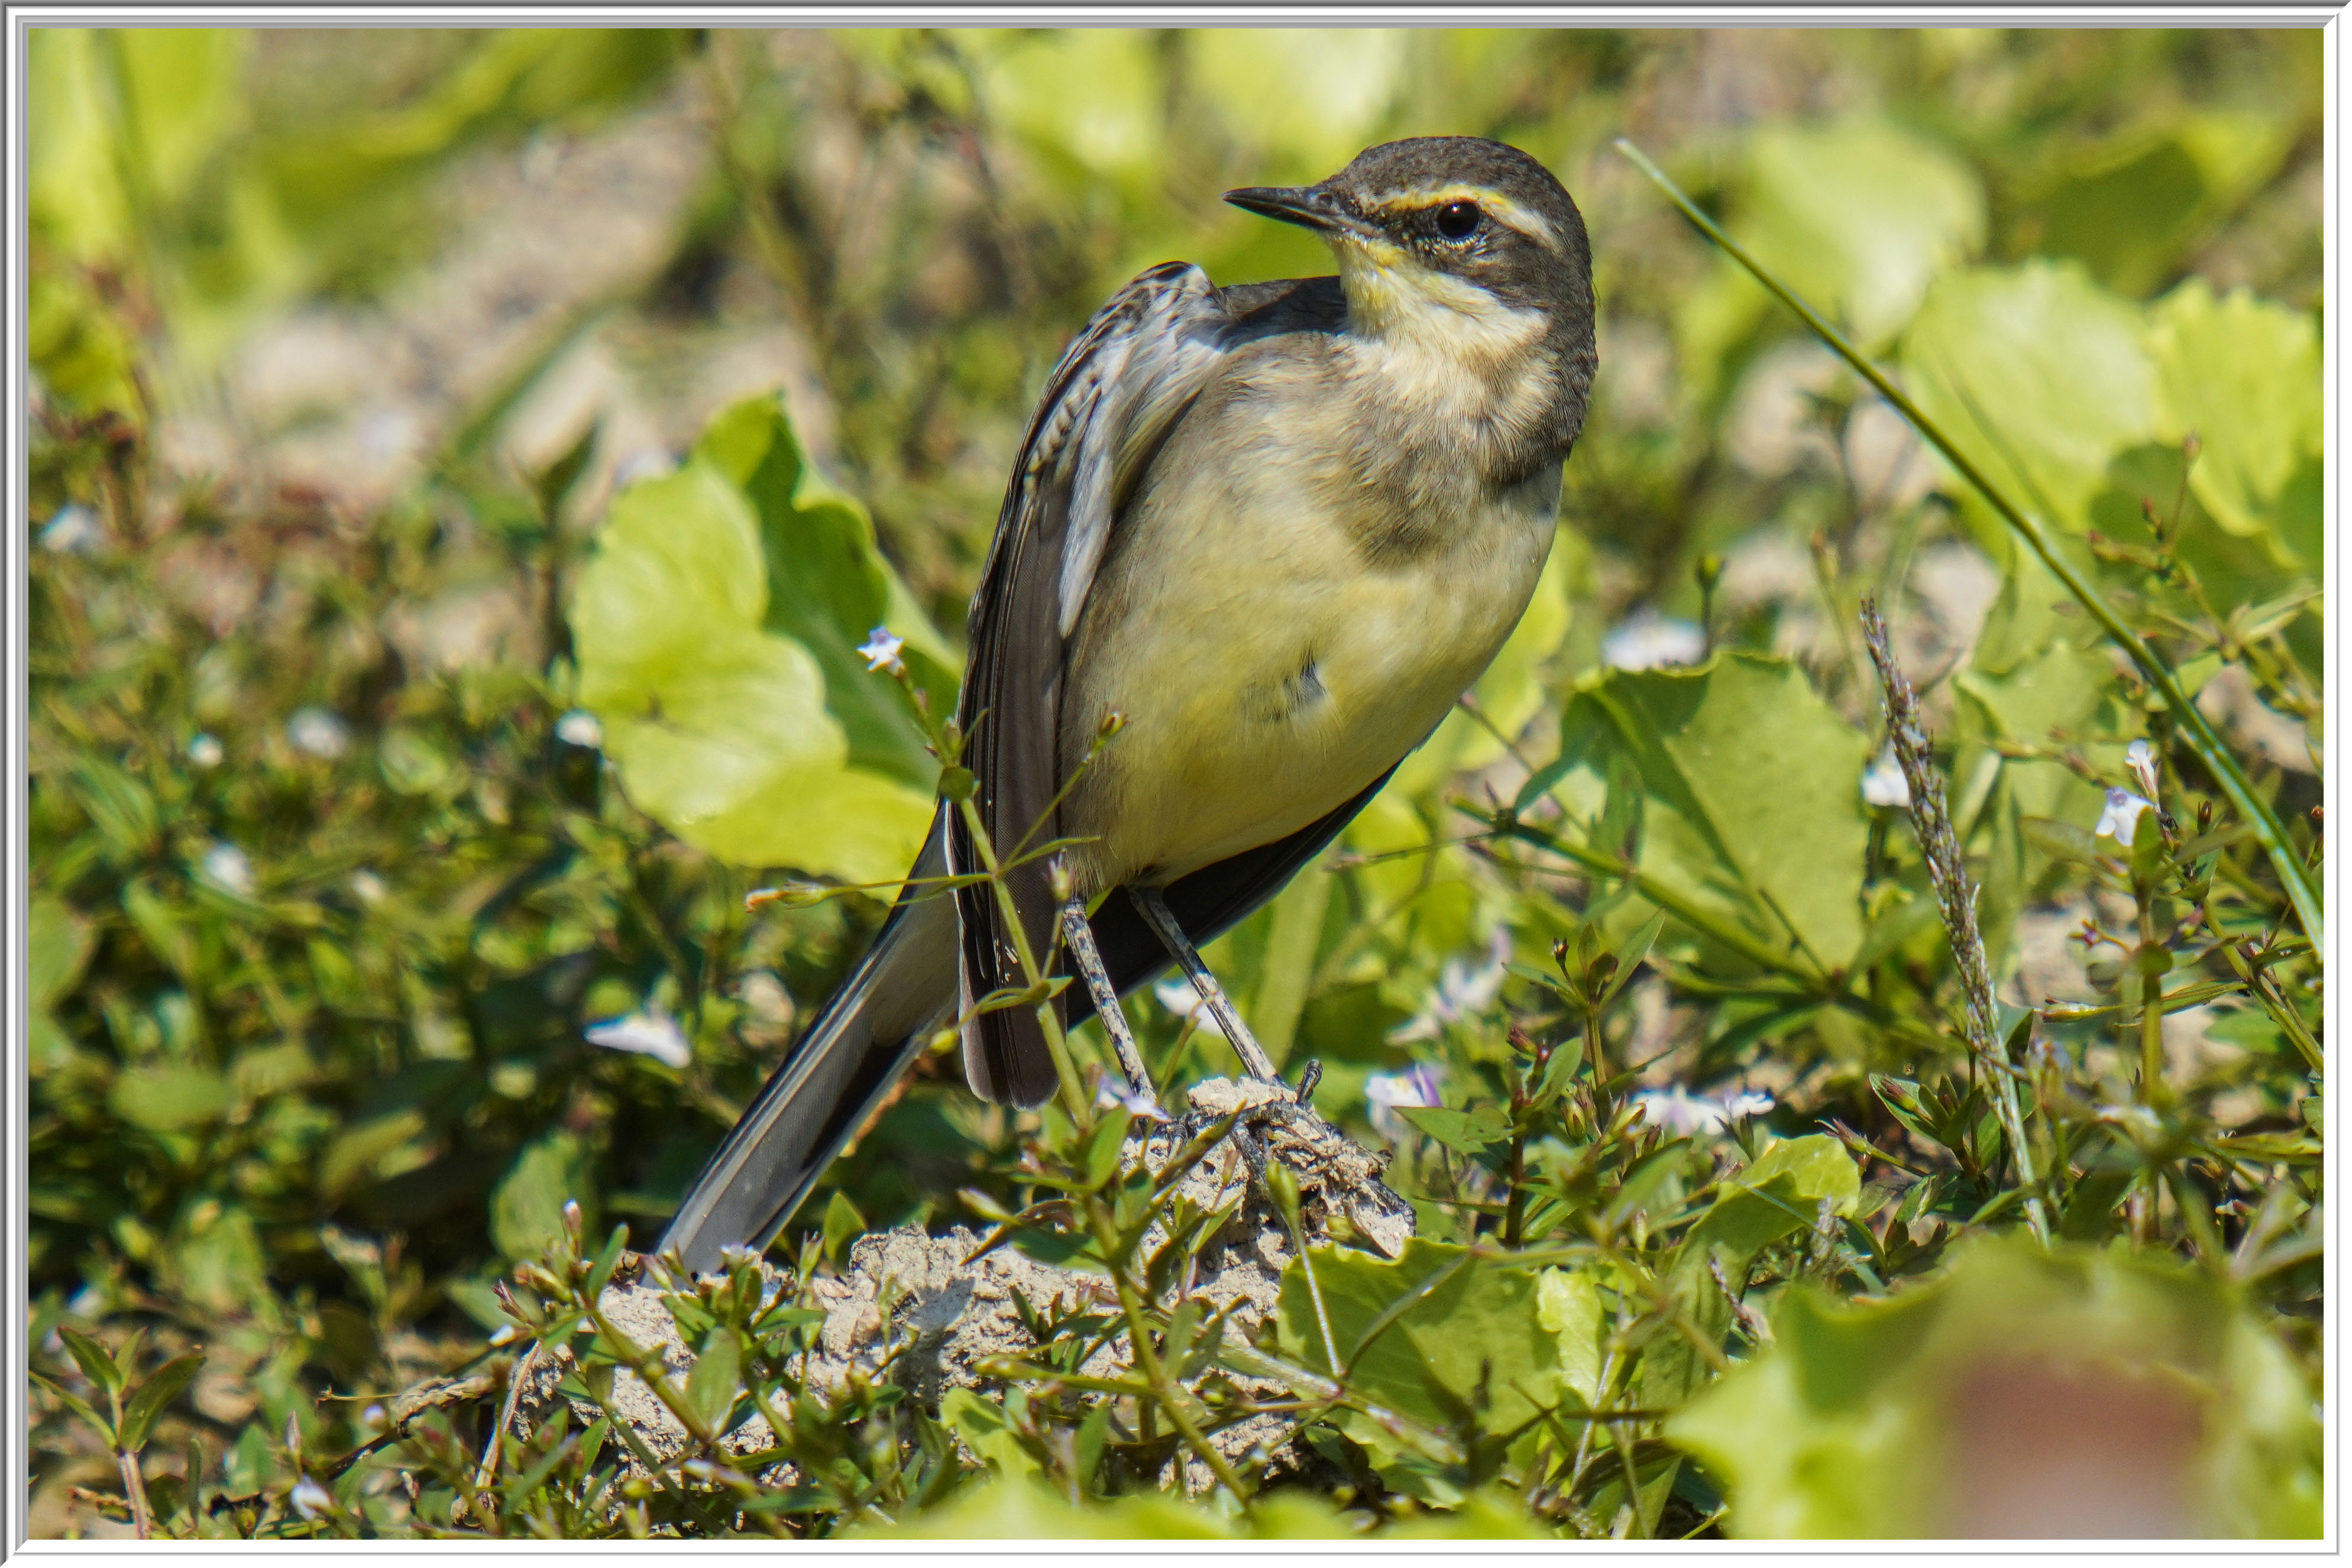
[953,261,1235,1105]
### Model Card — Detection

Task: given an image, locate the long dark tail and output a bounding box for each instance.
[658,813,957,1277]
[657,765,1395,1277]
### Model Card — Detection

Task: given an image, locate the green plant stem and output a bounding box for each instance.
[115,1447,153,1540]
[1085,1197,1251,1505]
[1613,137,2322,948]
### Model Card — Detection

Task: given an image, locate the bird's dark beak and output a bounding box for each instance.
[1224,184,1377,241]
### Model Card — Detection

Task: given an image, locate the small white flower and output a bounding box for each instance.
[2094,786,2156,843]
[187,733,224,769]
[1859,747,1911,809]
[1364,1062,1445,1139]
[1629,1086,1774,1135]
[1389,931,1511,1043]
[201,841,256,896]
[555,709,603,749]
[361,1404,387,1430]
[613,448,676,488]
[1154,977,1225,1039]
[858,626,907,677]
[287,707,351,760]
[2125,738,2161,804]
[584,1005,693,1070]
[40,503,103,553]
[1601,608,1706,672]
[1095,1080,1167,1122]
[290,1479,332,1520]
[349,869,389,905]
[487,1323,521,1346]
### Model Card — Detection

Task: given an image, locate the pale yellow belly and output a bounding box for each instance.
[1061,459,1557,889]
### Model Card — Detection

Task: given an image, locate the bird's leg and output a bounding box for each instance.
[1128,886,1283,1085]
[1059,896,1155,1100]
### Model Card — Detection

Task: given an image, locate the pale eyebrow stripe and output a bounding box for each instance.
[1364,182,1561,251]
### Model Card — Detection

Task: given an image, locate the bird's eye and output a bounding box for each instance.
[1434,200,1482,241]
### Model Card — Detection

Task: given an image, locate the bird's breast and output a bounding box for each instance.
[1061,379,1560,889]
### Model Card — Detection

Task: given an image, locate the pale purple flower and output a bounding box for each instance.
[201,841,256,896]
[2125,738,2160,804]
[585,1006,693,1070]
[290,1479,332,1520]
[1364,1062,1445,1140]
[1629,1086,1775,1135]
[2094,786,2156,843]
[1154,977,1225,1039]
[555,709,603,749]
[287,707,351,760]
[41,503,103,553]
[613,449,676,488]
[1601,608,1705,672]
[1389,931,1511,1044]
[1860,747,1910,809]
[1095,1080,1167,1122]
[187,733,224,769]
[858,626,907,677]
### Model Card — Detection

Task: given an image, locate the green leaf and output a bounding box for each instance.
[1904,261,2156,533]
[1739,116,1984,348]
[108,1066,237,1132]
[681,1327,740,1439]
[29,895,93,1006]
[1542,655,1874,974]
[1535,1268,1607,1408]
[32,1372,116,1448]
[118,1353,205,1452]
[1273,1240,1559,1467]
[1667,1235,2321,1538]
[938,1386,1046,1484]
[1395,1104,1512,1156]
[490,1130,596,1262]
[1082,1112,1129,1190]
[319,1109,430,1201]
[694,396,956,788]
[2021,114,2291,299]
[57,1325,127,1398]
[821,1190,866,1267]
[2147,277,2322,558]
[377,724,456,796]
[1681,1135,1860,1269]
[572,455,933,883]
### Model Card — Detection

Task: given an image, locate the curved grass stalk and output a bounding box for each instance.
[1612,138,2322,947]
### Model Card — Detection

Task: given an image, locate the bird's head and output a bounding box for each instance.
[1225,136,1594,355]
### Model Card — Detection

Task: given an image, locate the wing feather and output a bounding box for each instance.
[953,261,1235,1104]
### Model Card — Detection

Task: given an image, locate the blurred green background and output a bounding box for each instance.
[27,26,2322,1538]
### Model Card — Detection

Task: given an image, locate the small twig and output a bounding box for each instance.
[115,1450,154,1539]
[1859,599,2050,1245]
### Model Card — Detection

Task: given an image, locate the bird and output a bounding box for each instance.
[660,135,1597,1277]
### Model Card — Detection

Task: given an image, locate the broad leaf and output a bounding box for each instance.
[1668,1236,2321,1538]
[1903,261,2155,533]
[1741,116,1985,348]
[108,1067,237,1133]
[1273,1240,1560,1466]
[1531,655,1874,976]
[1680,1135,1861,1268]
[490,1130,596,1263]
[1395,1105,1512,1156]
[572,451,934,883]
[2147,277,2322,559]
[118,1353,206,1452]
